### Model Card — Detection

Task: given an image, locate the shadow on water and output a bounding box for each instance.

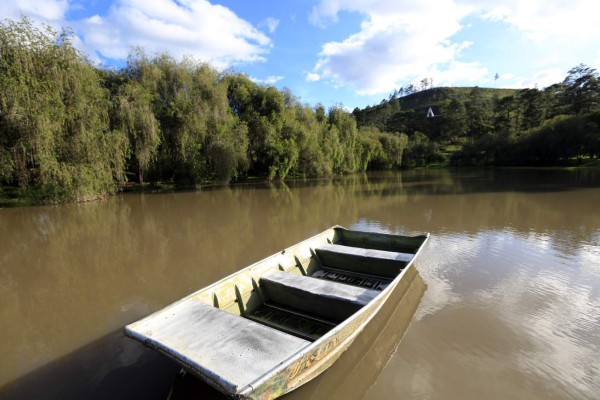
[168,267,427,400]
[1,329,179,400]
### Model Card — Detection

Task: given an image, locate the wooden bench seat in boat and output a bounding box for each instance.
[260,270,379,322]
[125,299,310,396]
[314,244,413,278]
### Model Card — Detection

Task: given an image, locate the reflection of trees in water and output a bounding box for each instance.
[353,169,600,245]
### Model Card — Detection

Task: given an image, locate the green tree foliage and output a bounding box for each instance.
[455,65,600,166]
[543,83,568,118]
[224,74,285,176]
[353,100,400,132]
[117,52,249,185]
[356,127,408,170]
[440,98,468,141]
[327,106,359,173]
[562,64,600,114]
[356,127,384,171]
[454,113,600,166]
[0,18,128,202]
[107,67,160,183]
[150,55,225,183]
[403,132,444,167]
[0,18,383,202]
[281,100,326,177]
[587,111,600,158]
[224,74,367,179]
[517,88,546,130]
[493,95,520,135]
[204,116,249,183]
[465,88,494,139]
[518,115,599,164]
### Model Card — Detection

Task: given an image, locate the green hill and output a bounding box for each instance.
[352,87,519,134]
[351,70,600,169]
[397,87,517,113]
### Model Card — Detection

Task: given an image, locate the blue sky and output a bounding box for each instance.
[2,0,600,110]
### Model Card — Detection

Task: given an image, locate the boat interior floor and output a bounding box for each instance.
[310,266,392,291]
[246,302,336,341]
[244,242,414,342]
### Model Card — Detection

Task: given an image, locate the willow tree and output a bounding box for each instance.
[328,106,360,173]
[0,18,128,202]
[106,54,161,184]
[282,102,328,177]
[356,127,384,171]
[224,74,290,177]
[124,52,248,184]
[203,76,249,183]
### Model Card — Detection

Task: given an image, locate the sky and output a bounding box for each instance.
[2,0,600,110]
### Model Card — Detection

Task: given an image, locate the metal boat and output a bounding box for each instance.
[124,226,429,399]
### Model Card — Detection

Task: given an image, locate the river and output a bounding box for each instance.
[1,168,599,399]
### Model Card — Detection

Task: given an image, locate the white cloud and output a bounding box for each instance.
[310,0,473,95]
[473,0,600,42]
[83,0,272,68]
[305,72,320,82]
[310,0,600,95]
[0,0,69,21]
[260,17,280,34]
[249,75,284,85]
[1,0,273,69]
[427,61,489,87]
[501,67,565,89]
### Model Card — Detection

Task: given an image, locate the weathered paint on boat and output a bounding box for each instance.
[124,226,429,399]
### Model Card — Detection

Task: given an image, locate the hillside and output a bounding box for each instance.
[352,66,600,169]
[353,87,519,134]
[398,87,517,113]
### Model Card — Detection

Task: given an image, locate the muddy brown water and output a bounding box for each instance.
[1,169,599,399]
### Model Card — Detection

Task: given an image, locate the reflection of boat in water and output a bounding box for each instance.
[125,226,429,399]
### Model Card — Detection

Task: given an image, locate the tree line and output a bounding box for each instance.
[353,66,600,167]
[454,67,600,165]
[2,18,599,204]
[0,18,407,203]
